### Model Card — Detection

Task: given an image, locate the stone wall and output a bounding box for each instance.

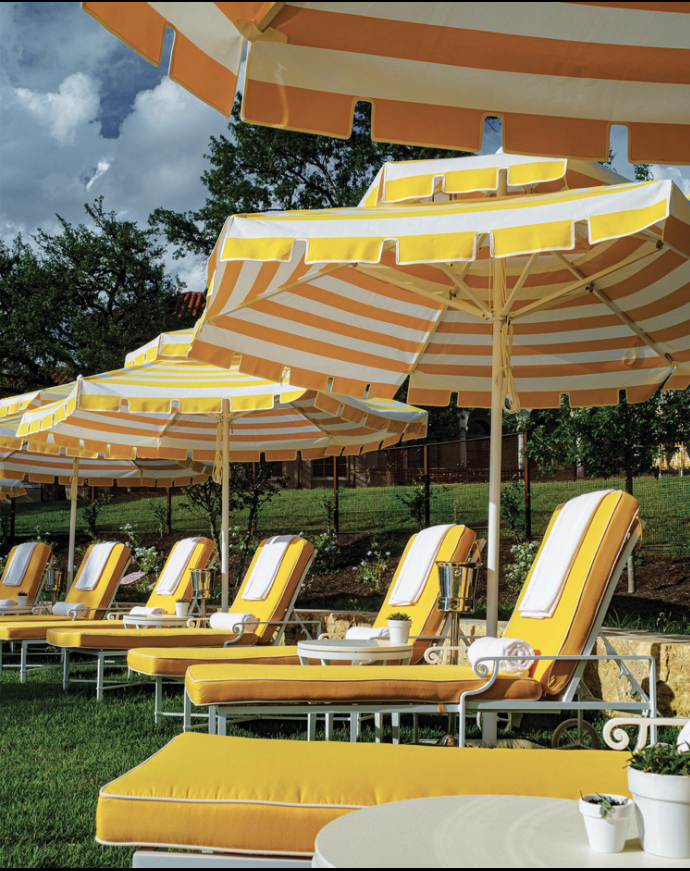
[292,610,690,717]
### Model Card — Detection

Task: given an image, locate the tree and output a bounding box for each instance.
[151,97,469,259]
[0,198,192,397]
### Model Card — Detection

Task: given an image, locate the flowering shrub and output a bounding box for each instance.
[505,541,540,595]
[308,531,344,576]
[356,540,390,589]
[120,524,163,591]
[229,526,259,559]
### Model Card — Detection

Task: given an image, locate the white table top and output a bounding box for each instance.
[121,613,201,628]
[313,795,690,868]
[298,638,413,655]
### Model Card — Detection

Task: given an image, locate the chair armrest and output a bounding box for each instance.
[604,716,690,751]
[222,618,322,646]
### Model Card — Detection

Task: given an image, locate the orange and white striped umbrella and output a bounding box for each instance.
[124,328,196,368]
[670,445,690,471]
[0,481,25,500]
[0,382,73,421]
[189,172,690,644]
[191,178,690,410]
[82,2,690,163]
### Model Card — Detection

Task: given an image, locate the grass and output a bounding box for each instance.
[2,651,678,868]
[5,475,690,554]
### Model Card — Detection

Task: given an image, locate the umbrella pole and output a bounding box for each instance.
[221,400,230,612]
[67,457,79,588]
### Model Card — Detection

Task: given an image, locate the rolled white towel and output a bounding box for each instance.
[52,601,87,617]
[128,606,167,617]
[209,611,259,632]
[467,636,535,676]
[678,721,690,752]
[345,626,390,641]
[0,599,17,609]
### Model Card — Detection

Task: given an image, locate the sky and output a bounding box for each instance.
[2,2,690,293]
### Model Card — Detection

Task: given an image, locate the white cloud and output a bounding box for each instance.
[651,165,690,197]
[14,72,100,143]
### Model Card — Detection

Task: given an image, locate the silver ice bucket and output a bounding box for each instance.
[436,561,478,613]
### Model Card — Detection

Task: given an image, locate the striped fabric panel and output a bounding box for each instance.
[84,2,690,162]
[0,449,210,487]
[190,180,690,407]
[359,155,630,206]
[124,329,195,367]
[13,392,426,463]
[0,481,26,500]
[0,383,74,420]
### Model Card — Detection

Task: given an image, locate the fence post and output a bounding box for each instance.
[10,497,16,542]
[167,486,173,535]
[523,431,532,541]
[423,443,430,528]
[333,456,339,535]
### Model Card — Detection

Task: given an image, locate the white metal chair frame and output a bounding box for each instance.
[65,550,317,703]
[203,523,655,746]
[0,557,130,680]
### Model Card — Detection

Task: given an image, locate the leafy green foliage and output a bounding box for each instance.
[520,390,690,495]
[147,499,168,538]
[180,481,222,556]
[306,531,345,576]
[583,794,629,818]
[80,494,113,542]
[151,97,468,259]
[505,541,541,595]
[501,477,526,542]
[356,538,390,588]
[388,612,411,621]
[0,199,191,397]
[629,742,690,776]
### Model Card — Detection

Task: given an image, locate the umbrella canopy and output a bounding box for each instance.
[0,481,25,500]
[10,349,426,607]
[359,153,629,206]
[124,328,196,368]
[191,178,690,408]
[187,173,690,709]
[82,1,690,163]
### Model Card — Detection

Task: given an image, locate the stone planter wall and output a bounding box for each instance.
[292,610,690,717]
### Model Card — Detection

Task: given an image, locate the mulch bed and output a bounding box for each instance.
[21,528,690,620]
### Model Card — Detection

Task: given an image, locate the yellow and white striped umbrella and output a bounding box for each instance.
[82,2,690,164]
[359,154,629,206]
[191,178,690,409]
[124,328,196,368]
[670,445,690,471]
[0,382,73,421]
[14,361,426,461]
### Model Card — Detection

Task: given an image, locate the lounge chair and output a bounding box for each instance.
[0,541,131,679]
[46,535,313,700]
[95,732,631,867]
[127,524,479,730]
[184,491,655,746]
[0,542,53,614]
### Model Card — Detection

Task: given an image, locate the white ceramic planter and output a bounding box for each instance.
[175,602,190,618]
[16,595,28,608]
[579,794,633,853]
[388,620,412,645]
[629,766,690,859]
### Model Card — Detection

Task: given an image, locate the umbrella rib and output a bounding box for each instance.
[502,252,540,315]
[354,263,488,320]
[207,263,351,322]
[550,249,675,366]
[510,245,660,321]
[438,263,492,318]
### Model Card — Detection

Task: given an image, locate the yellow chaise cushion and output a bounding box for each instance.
[0,619,121,641]
[128,645,302,677]
[45,628,257,650]
[96,732,630,857]
[185,663,542,706]
[0,542,52,602]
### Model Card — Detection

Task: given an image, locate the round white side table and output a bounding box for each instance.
[313,794,690,868]
[297,637,413,665]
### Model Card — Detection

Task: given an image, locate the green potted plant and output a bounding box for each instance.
[16,592,29,608]
[387,612,412,645]
[175,598,190,618]
[629,742,690,859]
[578,793,633,853]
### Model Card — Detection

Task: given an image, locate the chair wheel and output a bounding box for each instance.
[551,718,600,749]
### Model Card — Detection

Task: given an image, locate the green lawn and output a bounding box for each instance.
[6,475,689,553]
[0,656,651,869]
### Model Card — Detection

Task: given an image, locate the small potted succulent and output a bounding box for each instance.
[387,612,412,645]
[175,598,190,618]
[579,793,633,853]
[16,592,29,608]
[628,742,690,859]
